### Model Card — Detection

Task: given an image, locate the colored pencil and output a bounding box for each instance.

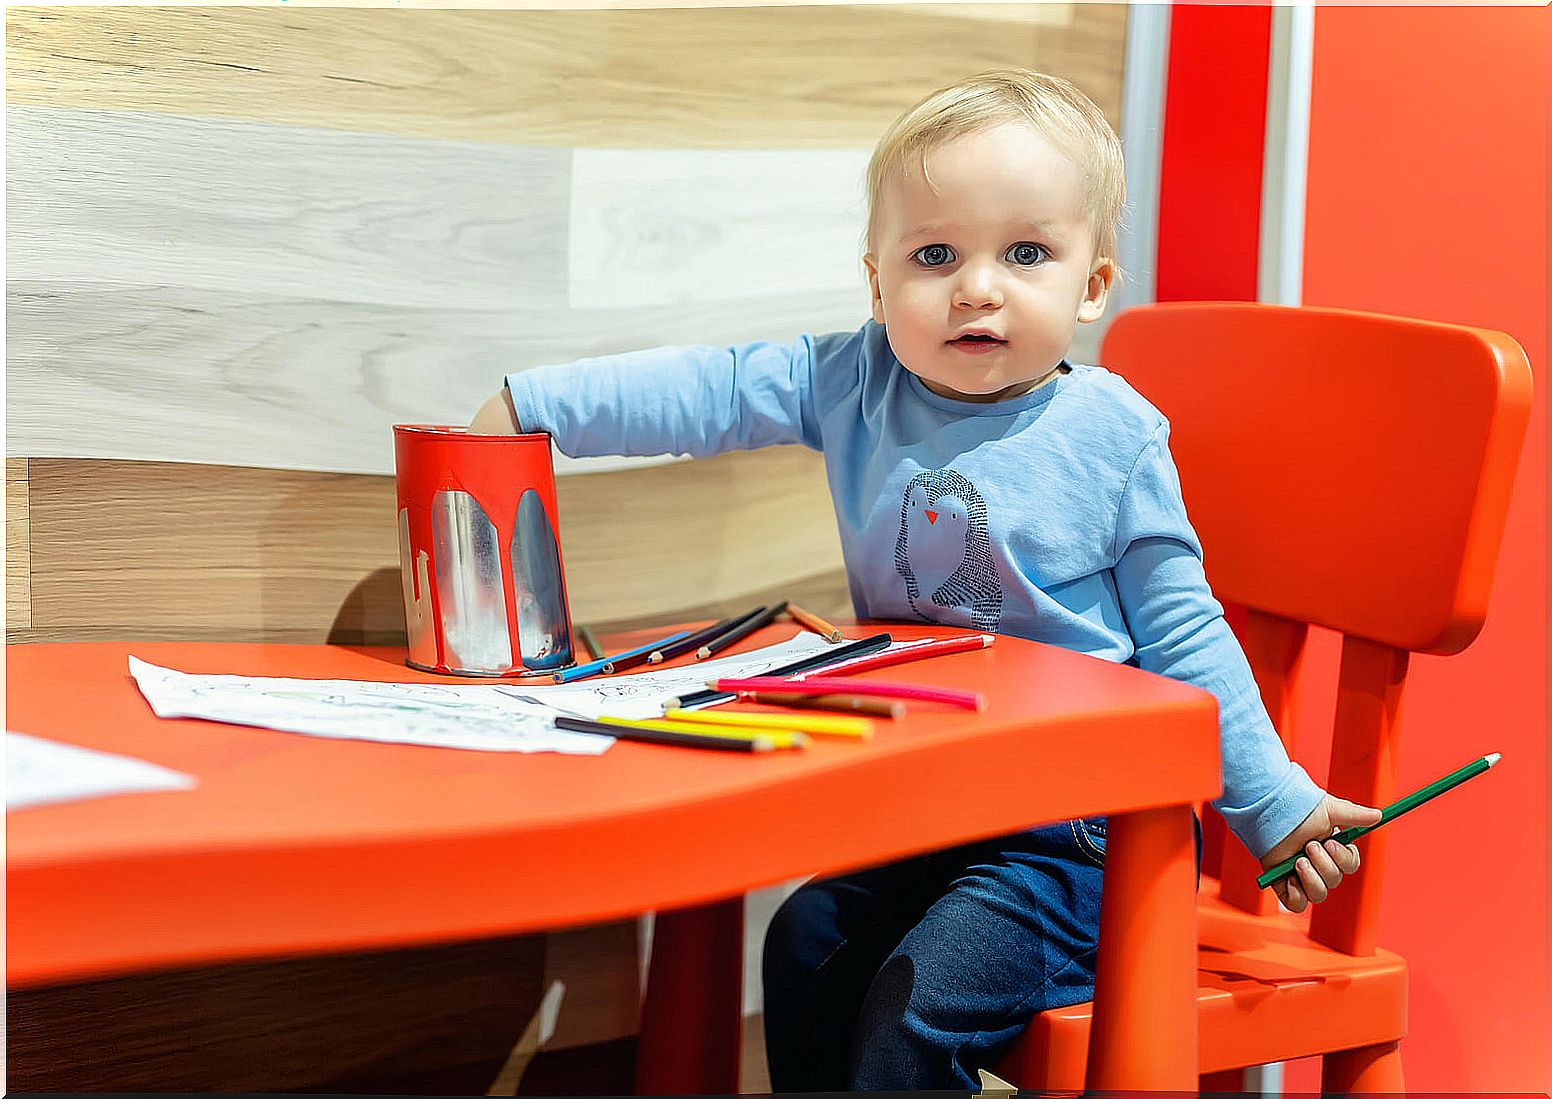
[738,691,905,719]
[672,632,893,710]
[786,603,844,643]
[805,634,994,678]
[1257,753,1502,889]
[554,715,774,752]
[648,611,749,664]
[551,630,691,684]
[594,714,808,750]
[603,645,669,675]
[697,601,790,659]
[576,623,606,662]
[713,676,985,711]
[662,708,873,740]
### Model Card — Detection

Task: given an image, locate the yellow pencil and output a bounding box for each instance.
[662,707,873,740]
[594,715,809,750]
[786,603,845,643]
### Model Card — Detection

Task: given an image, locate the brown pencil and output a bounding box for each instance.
[742,691,905,719]
[787,603,844,643]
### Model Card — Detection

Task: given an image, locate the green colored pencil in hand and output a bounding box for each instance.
[1258,753,1502,890]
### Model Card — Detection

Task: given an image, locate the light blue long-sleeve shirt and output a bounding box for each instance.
[506,320,1321,857]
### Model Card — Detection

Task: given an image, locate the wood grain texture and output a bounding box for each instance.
[9,106,871,315]
[14,451,848,644]
[6,282,867,476]
[7,6,1123,147]
[8,458,32,629]
[7,107,871,475]
[541,920,642,1050]
[7,105,573,312]
[7,933,544,1092]
[567,147,871,310]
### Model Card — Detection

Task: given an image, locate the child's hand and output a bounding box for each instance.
[1259,794,1384,912]
[469,389,520,434]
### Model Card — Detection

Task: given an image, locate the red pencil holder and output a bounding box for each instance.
[393,425,576,677]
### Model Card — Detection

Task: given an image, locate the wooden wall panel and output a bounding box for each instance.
[6,7,1123,147]
[7,934,545,1092]
[7,283,863,476]
[8,458,32,629]
[7,106,574,312]
[6,106,869,474]
[11,449,848,645]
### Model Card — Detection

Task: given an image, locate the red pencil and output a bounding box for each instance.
[798,634,993,678]
[713,676,985,711]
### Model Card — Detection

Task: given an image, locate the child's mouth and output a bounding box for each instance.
[948,334,1007,354]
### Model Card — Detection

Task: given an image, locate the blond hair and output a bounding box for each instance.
[865,69,1125,265]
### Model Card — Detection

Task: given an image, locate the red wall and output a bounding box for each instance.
[1157,5,1547,1091]
[1295,7,1547,1091]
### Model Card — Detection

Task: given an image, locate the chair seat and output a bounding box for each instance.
[1002,882,1408,1086]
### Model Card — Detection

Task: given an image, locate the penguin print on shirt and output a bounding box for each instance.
[894,468,1003,631]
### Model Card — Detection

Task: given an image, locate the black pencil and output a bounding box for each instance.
[697,601,789,659]
[673,631,893,710]
[554,715,772,752]
[650,609,759,664]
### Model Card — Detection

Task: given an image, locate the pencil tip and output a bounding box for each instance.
[695,647,712,659]
[1486,752,1502,766]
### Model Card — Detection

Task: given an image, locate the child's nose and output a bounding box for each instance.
[952,263,1003,310]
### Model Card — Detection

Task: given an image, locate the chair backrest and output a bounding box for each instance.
[1100,303,1532,951]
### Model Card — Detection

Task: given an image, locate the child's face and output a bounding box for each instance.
[864,122,1114,403]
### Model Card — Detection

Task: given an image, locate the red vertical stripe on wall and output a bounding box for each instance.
[1153,0,1275,901]
[1154,5,1271,302]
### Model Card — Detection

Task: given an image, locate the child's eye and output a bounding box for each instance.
[1006,242,1049,266]
[912,244,956,268]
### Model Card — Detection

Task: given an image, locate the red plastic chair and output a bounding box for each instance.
[998,302,1533,1091]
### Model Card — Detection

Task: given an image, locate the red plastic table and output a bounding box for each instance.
[6,625,1219,1090]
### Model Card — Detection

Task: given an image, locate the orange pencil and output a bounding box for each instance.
[787,603,844,643]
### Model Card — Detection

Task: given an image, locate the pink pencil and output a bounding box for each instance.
[797,634,994,678]
[714,676,986,711]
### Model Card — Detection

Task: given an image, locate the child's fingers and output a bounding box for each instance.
[1279,874,1308,913]
[1304,840,1345,889]
[1295,855,1330,903]
[1324,837,1361,875]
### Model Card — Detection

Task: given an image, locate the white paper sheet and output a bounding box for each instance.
[6,731,198,811]
[127,632,848,754]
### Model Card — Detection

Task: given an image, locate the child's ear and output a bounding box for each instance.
[863,253,886,326]
[1077,257,1116,324]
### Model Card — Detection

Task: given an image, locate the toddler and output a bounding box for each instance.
[471,69,1380,1090]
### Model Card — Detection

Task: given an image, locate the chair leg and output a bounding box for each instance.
[1322,1040,1404,1092]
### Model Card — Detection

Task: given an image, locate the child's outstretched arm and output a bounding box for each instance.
[1110,426,1381,911]
[475,338,827,460]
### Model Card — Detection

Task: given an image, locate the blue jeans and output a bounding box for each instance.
[763,817,1193,1091]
